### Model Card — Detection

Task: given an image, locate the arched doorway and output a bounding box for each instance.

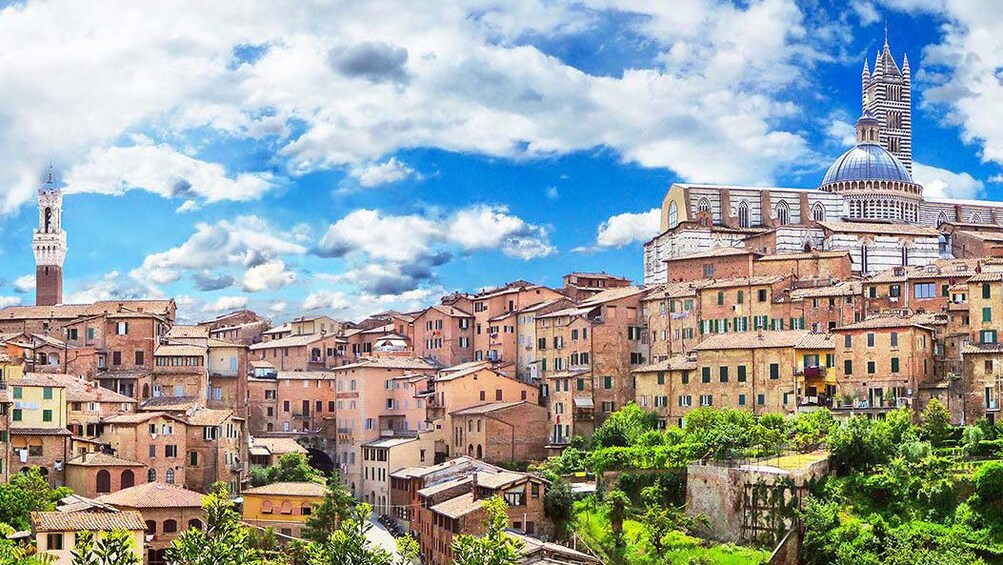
[96,470,111,493]
[121,469,135,489]
[305,448,335,476]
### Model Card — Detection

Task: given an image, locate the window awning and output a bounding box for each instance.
[573,397,594,408]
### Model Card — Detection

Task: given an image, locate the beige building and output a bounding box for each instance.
[241,481,327,539]
[360,435,434,516]
[96,481,205,565]
[31,510,146,565]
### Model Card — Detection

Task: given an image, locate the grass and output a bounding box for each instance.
[573,502,769,565]
[753,451,828,471]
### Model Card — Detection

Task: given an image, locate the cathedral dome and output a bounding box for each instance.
[821,143,913,186]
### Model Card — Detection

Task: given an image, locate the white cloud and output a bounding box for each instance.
[268,300,288,313]
[202,295,248,313]
[351,157,417,188]
[594,208,661,248]
[64,137,274,204]
[0,0,847,213]
[64,271,154,304]
[303,290,350,311]
[242,260,297,292]
[12,274,34,293]
[0,296,21,308]
[447,205,555,259]
[545,186,559,200]
[913,162,984,200]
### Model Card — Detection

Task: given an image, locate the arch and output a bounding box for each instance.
[44,207,52,233]
[775,200,790,226]
[937,211,949,227]
[96,470,111,493]
[476,444,483,459]
[261,500,274,514]
[280,500,293,515]
[970,212,984,223]
[165,469,175,484]
[146,520,157,534]
[667,201,678,228]
[142,384,150,399]
[811,202,825,222]
[121,469,135,489]
[148,468,157,483]
[468,444,474,456]
[305,448,335,476]
[163,519,178,533]
[697,197,711,214]
[188,518,203,530]
[737,201,750,228]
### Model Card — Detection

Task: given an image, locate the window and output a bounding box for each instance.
[738,201,750,227]
[12,409,21,422]
[43,387,52,400]
[717,292,724,306]
[667,201,678,228]
[914,283,936,299]
[985,283,993,299]
[681,371,689,384]
[135,351,145,365]
[164,520,178,533]
[12,387,21,400]
[261,500,274,514]
[738,394,746,406]
[301,502,313,516]
[891,358,900,373]
[981,330,998,344]
[656,372,665,385]
[115,322,129,335]
[701,367,711,383]
[42,410,52,422]
[603,376,613,390]
[866,333,875,347]
[889,285,901,298]
[737,290,744,304]
[890,332,898,347]
[844,360,853,375]
[166,469,175,484]
[165,445,178,458]
[757,289,767,302]
[719,366,729,383]
[775,200,790,225]
[737,365,747,382]
[96,469,111,493]
[190,451,198,466]
[699,394,713,407]
[46,533,63,550]
[769,364,779,379]
[757,394,765,406]
[812,202,825,221]
[867,361,876,374]
[112,351,122,366]
[147,469,157,482]
[844,335,852,348]
[984,307,993,323]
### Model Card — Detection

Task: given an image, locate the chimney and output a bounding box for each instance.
[470,472,479,499]
[758,328,764,340]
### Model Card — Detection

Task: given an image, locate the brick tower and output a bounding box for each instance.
[33,170,66,306]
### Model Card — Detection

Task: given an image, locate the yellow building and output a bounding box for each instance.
[0,351,24,382]
[6,374,71,485]
[241,481,327,538]
[633,355,697,428]
[31,510,146,565]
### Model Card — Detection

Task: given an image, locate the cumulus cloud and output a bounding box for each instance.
[193,271,236,292]
[350,157,417,188]
[268,300,287,313]
[202,295,248,313]
[913,162,984,200]
[242,260,297,292]
[0,296,21,308]
[592,208,662,248]
[303,289,350,311]
[12,274,34,293]
[64,271,153,304]
[65,137,274,204]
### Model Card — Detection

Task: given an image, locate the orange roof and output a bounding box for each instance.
[241,481,327,497]
[31,510,146,532]
[96,482,204,509]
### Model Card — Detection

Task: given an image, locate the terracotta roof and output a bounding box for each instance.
[10,427,72,436]
[963,342,1003,354]
[96,482,204,509]
[46,375,135,403]
[241,481,327,497]
[249,333,329,350]
[795,333,836,350]
[817,220,940,236]
[208,338,242,348]
[867,259,980,283]
[430,492,484,518]
[390,456,500,480]
[967,272,1003,283]
[249,437,307,455]
[577,286,647,306]
[250,360,276,369]
[543,369,590,381]
[102,411,186,425]
[451,401,526,416]
[9,374,68,388]
[417,476,470,497]
[476,470,538,490]
[138,397,201,412]
[0,300,173,322]
[837,316,935,331]
[184,408,233,426]
[436,364,505,382]
[789,281,861,299]
[332,357,442,371]
[632,355,696,373]
[155,344,206,357]
[167,325,210,339]
[509,530,600,563]
[262,323,291,335]
[31,510,146,532]
[66,452,144,467]
[57,494,118,514]
[274,371,332,380]
[692,330,819,351]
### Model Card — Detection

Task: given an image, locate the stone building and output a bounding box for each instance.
[449,401,548,463]
[411,304,475,366]
[95,481,205,565]
[241,481,326,538]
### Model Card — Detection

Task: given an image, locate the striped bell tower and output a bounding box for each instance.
[862,34,912,174]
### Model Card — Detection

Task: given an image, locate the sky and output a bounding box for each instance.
[0,0,1000,322]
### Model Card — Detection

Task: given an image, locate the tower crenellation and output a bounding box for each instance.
[33,169,66,306]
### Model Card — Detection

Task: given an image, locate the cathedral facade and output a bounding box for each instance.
[644,39,1003,285]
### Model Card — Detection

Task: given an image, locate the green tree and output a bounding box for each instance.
[248,453,321,487]
[974,460,1003,511]
[828,416,891,474]
[0,467,68,530]
[604,489,630,549]
[166,484,262,565]
[301,475,355,544]
[452,496,522,565]
[962,425,985,457]
[394,536,419,565]
[70,529,140,565]
[543,478,574,539]
[921,398,952,446]
[306,504,391,565]
[0,523,53,565]
[592,403,651,448]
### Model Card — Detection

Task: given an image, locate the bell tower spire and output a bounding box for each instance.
[862,32,912,173]
[33,167,66,306]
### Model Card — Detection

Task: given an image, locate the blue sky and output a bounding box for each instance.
[0,0,1000,322]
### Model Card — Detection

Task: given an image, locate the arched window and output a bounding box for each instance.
[188,519,203,530]
[147,469,157,483]
[280,500,293,515]
[937,211,949,227]
[142,384,150,399]
[697,198,712,215]
[468,444,474,456]
[301,502,313,516]
[121,469,135,489]
[165,469,175,484]
[261,500,274,514]
[737,201,750,228]
[970,212,983,223]
[163,520,177,533]
[812,202,825,222]
[146,520,157,534]
[476,445,483,459]
[775,201,790,226]
[667,201,678,229]
[96,470,111,493]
